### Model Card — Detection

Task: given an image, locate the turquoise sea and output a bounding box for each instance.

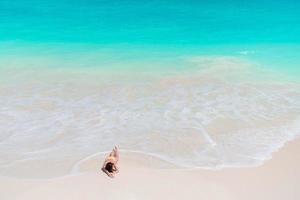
[0,0,300,178]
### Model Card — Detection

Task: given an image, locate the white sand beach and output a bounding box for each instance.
[1,137,299,200]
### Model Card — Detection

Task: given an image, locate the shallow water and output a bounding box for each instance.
[0,49,300,178]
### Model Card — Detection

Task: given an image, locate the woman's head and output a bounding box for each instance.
[105,162,115,173]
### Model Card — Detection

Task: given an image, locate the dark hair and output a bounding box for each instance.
[105,162,114,173]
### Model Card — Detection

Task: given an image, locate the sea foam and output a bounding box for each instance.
[0,55,299,178]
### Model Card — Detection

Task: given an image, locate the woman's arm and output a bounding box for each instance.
[101,160,109,170]
[105,171,115,178]
[113,165,119,173]
[102,167,115,178]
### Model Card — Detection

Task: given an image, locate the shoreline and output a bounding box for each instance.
[1,137,300,200]
[1,134,297,181]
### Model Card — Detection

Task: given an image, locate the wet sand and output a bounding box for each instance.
[1,137,299,200]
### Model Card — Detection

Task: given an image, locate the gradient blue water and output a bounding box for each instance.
[0,0,299,44]
[1,0,300,74]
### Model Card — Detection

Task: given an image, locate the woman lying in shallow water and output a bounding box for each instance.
[102,146,119,178]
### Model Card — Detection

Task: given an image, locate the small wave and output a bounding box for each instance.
[0,55,300,179]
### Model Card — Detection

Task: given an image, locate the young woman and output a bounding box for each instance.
[101,146,119,178]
